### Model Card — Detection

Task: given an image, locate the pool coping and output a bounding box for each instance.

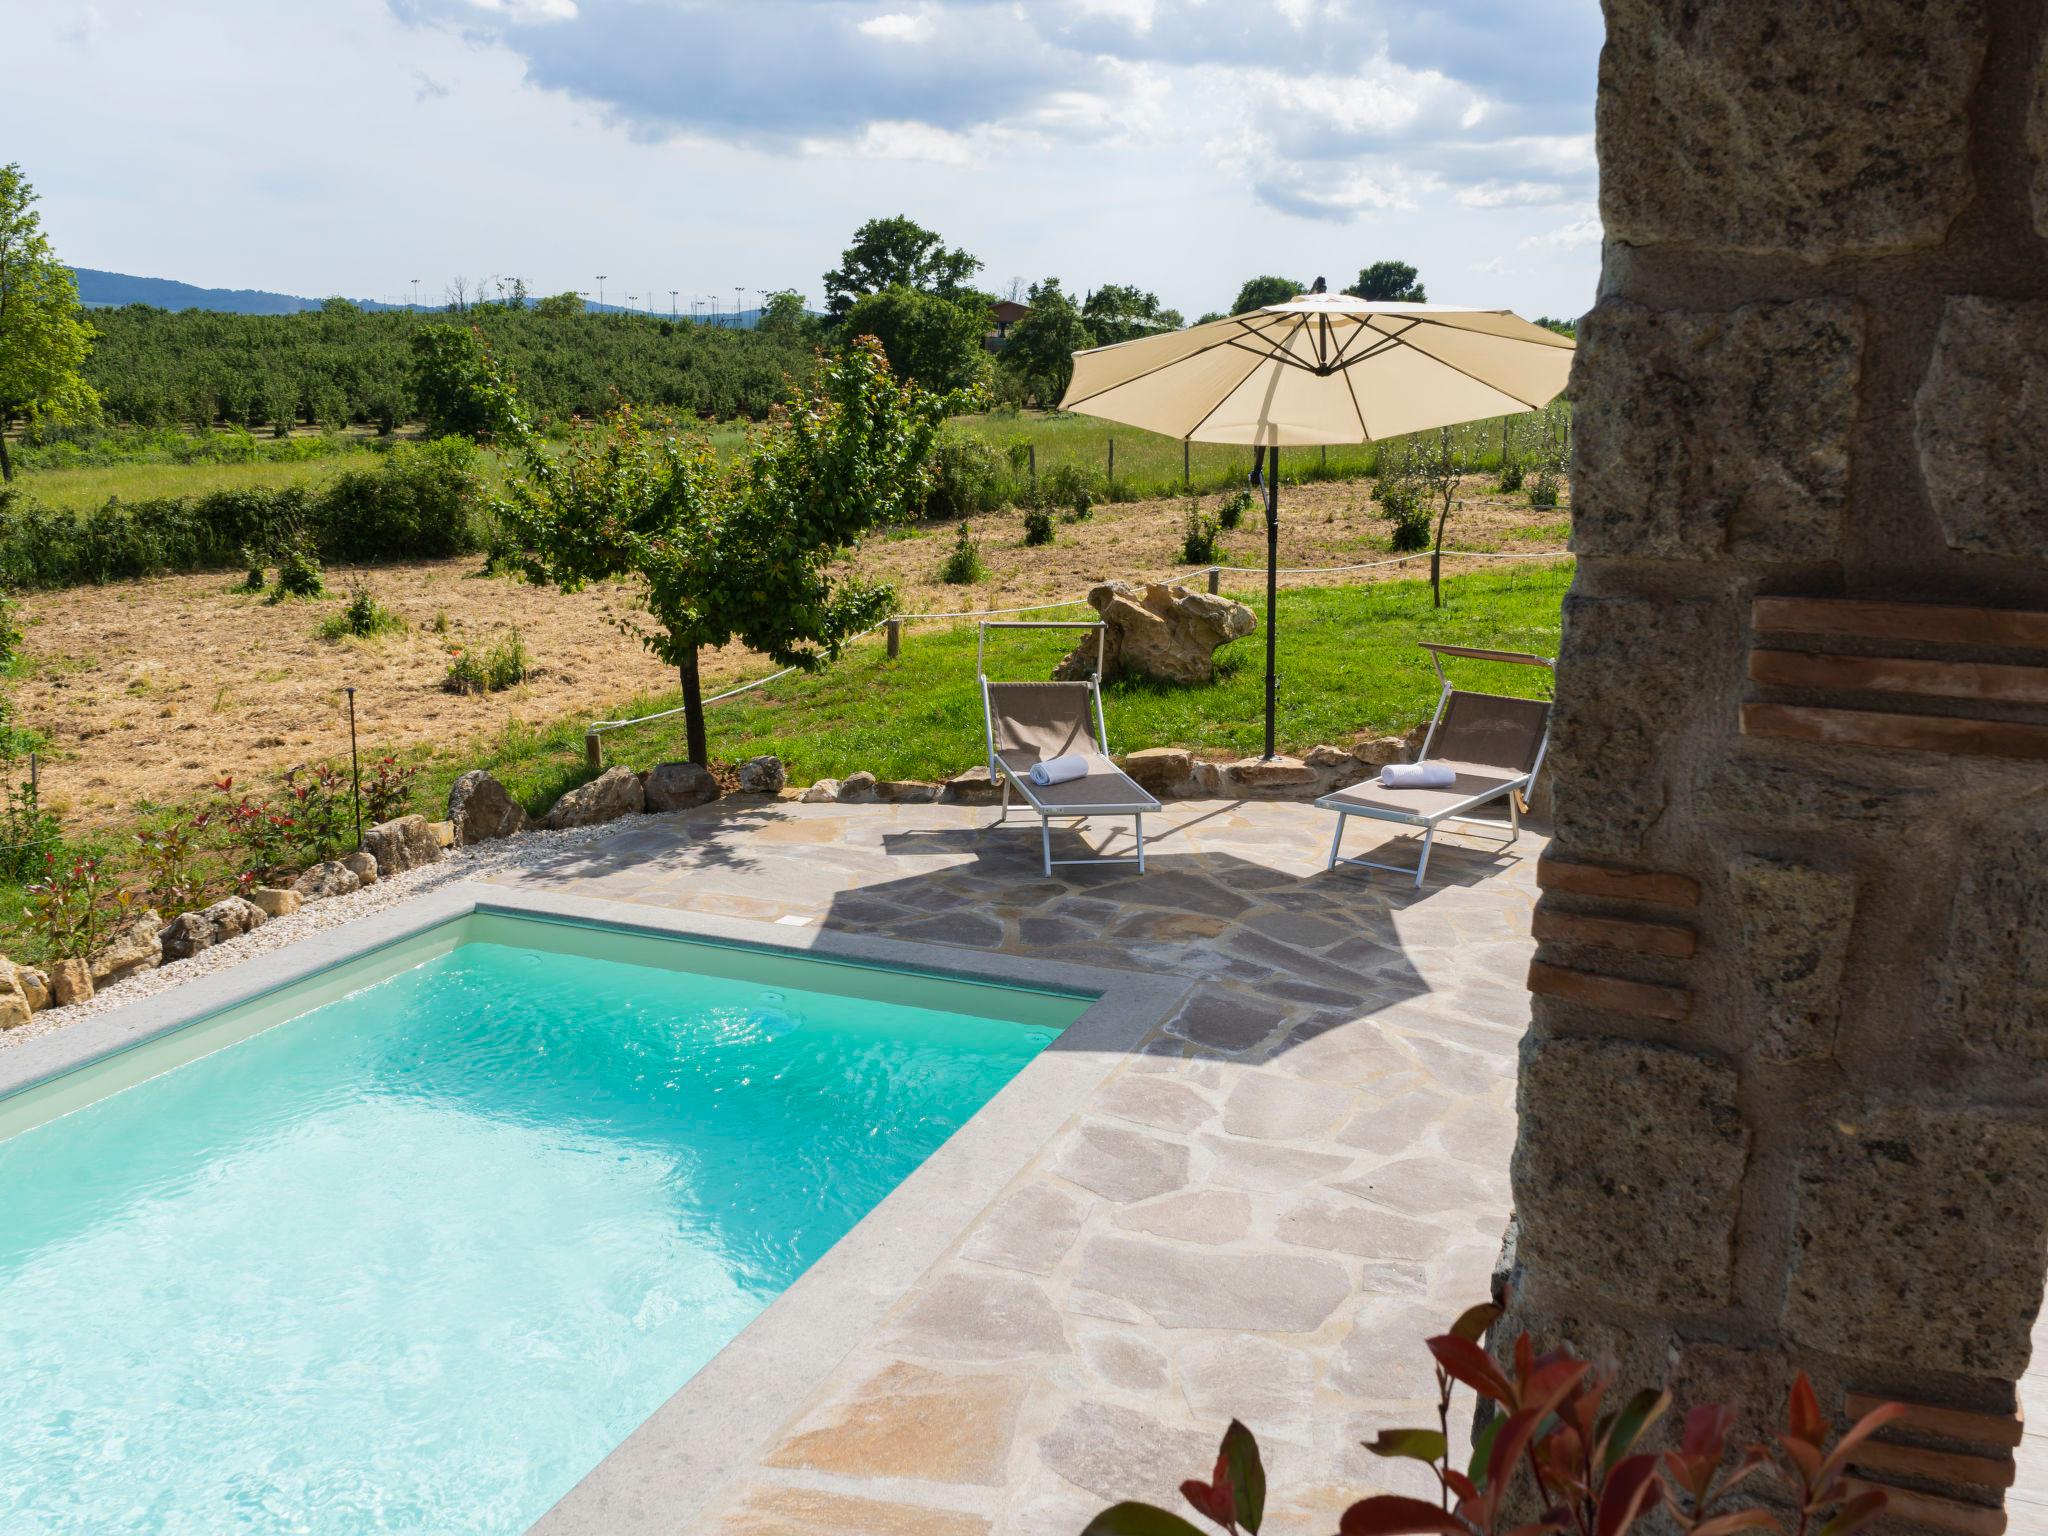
[0,880,1194,1536]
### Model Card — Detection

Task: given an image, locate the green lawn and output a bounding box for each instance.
[16,456,360,512]
[418,560,1571,817]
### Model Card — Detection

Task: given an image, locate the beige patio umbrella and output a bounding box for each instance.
[1058,290,1574,757]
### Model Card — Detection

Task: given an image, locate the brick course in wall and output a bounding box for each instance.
[1502,1,2048,1529]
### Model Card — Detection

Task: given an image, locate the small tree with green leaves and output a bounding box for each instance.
[493,336,959,764]
[0,164,100,482]
[1415,427,1469,607]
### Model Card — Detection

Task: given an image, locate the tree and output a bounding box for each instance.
[1000,278,1092,407]
[408,324,499,438]
[823,216,983,319]
[840,285,991,394]
[1415,426,1470,607]
[1230,275,1300,315]
[1344,261,1427,302]
[1081,284,1184,345]
[533,290,583,318]
[491,337,958,764]
[0,164,99,481]
[755,289,816,342]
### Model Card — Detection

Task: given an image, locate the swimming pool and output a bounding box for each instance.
[0,906,1096,1535]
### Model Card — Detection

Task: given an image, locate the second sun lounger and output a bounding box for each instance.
[1319,643,1553,887]
[979,621,1160,875]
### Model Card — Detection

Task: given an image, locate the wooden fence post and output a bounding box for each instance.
[886,618,902,659]
[1183,440,1190,489]
[584,731,602,770]
[1207,567,1220,595]
[1108,435,1115,489]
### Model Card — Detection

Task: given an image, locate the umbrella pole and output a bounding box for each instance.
[1263,443,1280,760]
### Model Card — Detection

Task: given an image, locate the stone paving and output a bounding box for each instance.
[470,795,1540,1534]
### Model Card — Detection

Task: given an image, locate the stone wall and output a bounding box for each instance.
[1504,0,2048,1529]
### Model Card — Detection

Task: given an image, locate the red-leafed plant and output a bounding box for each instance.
[1081,1304,1902,1536]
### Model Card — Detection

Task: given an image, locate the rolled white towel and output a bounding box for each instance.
[1030,754,1089,786]
[1380,762,1456,789]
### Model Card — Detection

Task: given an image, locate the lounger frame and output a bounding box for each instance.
[979,622,1159,875]
[1320,643,1553,887]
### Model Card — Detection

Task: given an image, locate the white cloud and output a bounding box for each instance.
[858,10,935,41]
[1521,209,1603,249]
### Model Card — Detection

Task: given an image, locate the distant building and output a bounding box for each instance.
[986,299,1031,352]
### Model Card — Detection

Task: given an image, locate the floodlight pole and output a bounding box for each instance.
[1263,442,1280,761]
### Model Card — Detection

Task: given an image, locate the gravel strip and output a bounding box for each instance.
[0,816,656,1052]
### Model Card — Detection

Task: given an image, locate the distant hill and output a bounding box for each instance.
[71,268,779,325]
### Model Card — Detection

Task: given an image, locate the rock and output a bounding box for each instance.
[642,760,720,813]
[91,908,164,985]
[343,851,378,886]
[428,819,455,848]
[835,770,878,804]
[1351,734,1408,767]
[737,753,786,794]
[543,766,645,830]
[1729,856,1856,1063]
[0,965,29,1027]
[1598,0,1983,257]
[48,958,91,1008]
[448,769,529,845]
[1914,297,2048,558]
[209,895,266,939]
[1221,756,1319,796]
[1075,1234,1350,1331]
[8,961,49,1012]
[798,779,840,804]
[1513,1035,1748,1309]
[160,897,268,962]
[1053,580,1256,686]
[1571,299,1861,562]
[1120,747,1191,793]
[362,814,443,877]
[874,779,939,803]
[938,766,1002,805]
[293,860,361,901]
[159,912,213,961]
[1935,804,2048,1059]
[247,886,303,920]
[1302,743,1352,768]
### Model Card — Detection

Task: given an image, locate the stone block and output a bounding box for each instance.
[762,1361,1026,1486]
[836,770,878,803]
[427,819,455,848]
[958,1183,1090,1275]
[362,814,443,876]
[542,767,644,830]
[448,768,530,844]
[2036,29,2048,238]
[1697,743,2037,839]
[1785,1108,2048,1377]
[293,860,361,901]
[1220,1071,1352,1141]
[874,779,940,803]
[1180,1335,1317,1443]
[1351,734,1408,768]
[736,753,786,794]
[885,1270,1068,1361]
[1052,1119,1191,1203]
[1222,756,1320,795]
[1038,1401,1214,1507]
[0,964,31,1026]
[47,957,91,1009]
[1163,991,1288,1053]
[642,761,720,813]
[246,886,302,920]
[1935,810,2048,1059]
[798,779,840,803]
[1914,298,2048,559]
[1121,747,1192,792]
[938,766,1002,805]
[1114,1188,1252,1244]
[1598,0,1983,255]
[90,908,163,985]
[1571,299,1859,561]
[1728,855,1855,1062]
[1513,1035,1748,1309]
[1549,595,1720,860]
[10,962,48,1011]
[343,851,378,886]
[159,911,215,961]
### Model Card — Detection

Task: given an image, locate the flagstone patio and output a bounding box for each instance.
[483,794,1539,1534]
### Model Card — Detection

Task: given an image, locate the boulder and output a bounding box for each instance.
[544,766,646,830]
[940,766,1003,805]
[737,754,787,794]
[344,851,379,886]
[293,860,361,901]
[835,771,878,804]
[247,886,302,919]
[798,779,840,804]
[363,815,443,878]
[643,761,720,813]
[875,779,940,803]
[48,958,91,1008]
[1221,756,1320,797]
[0,965,29,1028]
[9,961,49,1012]
[1351,734,1410,768]
[428,820,455,848]
[448,769,528,845]
[1303,743,1353,769]
[90,908,164,985]
[159,912,215,961]
[1054,581,1256,686]
[1122,747,1193,793]
[161,896,269,962]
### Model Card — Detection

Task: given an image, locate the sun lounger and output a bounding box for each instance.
[1319,643,1553,887]
[980,622,1160,875]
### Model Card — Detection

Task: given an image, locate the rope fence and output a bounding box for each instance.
[583,548,1575,761]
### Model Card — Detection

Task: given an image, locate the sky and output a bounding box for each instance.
[4,0,1604,322]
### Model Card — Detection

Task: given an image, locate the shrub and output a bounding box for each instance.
[1378,483,1431,551]
[1083,1303,1902,1536]
[363,755,420,823]
[19,853,123,963]
[1528,471,1560,509]
[1217,489,1252,530]
[1180,500,1221,564]
[239,546,266,591]
[207,774,301,885]
[442,630,528,694]
[1042,462,1096,519]
[280,764,352,867]
[923,433,1005,521]
[133,816,209,914]
[1022,505,1055,546]
[316,436,483,562]
[272,537,324,599]
[442,647,487,695]
[0,767,64,884]
[938,520,986,584]
[317,576,406,641]
[1497,458,1526,493]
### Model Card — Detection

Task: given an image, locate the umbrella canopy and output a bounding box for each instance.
[1060,293,1574,446]
[1057,291,1574,760]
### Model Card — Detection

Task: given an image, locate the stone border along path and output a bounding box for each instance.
[7,793,1542,1533]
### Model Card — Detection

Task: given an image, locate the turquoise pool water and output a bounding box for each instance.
[0,918,1083,1535]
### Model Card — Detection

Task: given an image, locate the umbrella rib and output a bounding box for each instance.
[1187,315,1307,443]
[1335,317,1555,412]
[1343,364,1372,441]
[1059,314,1289,411]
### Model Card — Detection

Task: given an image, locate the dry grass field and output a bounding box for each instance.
[11,475,1567,827]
